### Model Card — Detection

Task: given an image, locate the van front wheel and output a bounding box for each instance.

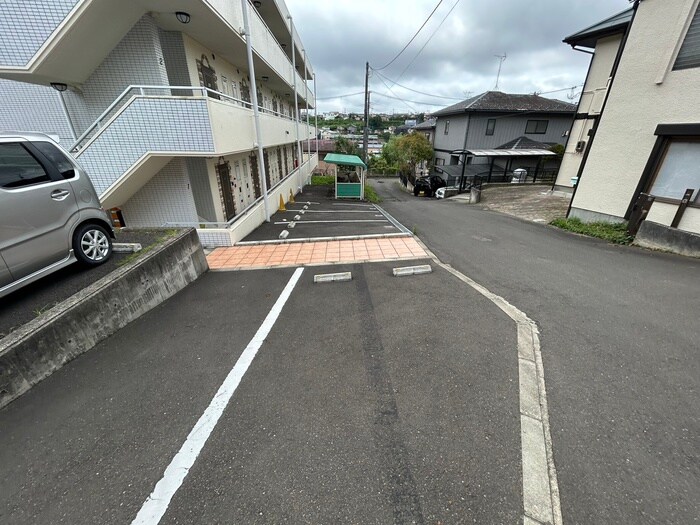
[73,223,112,266]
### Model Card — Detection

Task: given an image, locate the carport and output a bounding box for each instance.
[450,148,558,184]
[324,153,367,200]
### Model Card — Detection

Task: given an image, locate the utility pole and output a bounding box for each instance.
[362,61,370,164]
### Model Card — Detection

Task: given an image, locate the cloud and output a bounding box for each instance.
[285,0,630,113]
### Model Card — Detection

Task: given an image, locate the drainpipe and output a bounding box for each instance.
[314,72,318,159]
[288,15,303,194]
[241,0,270,221]
[566,0,641,218]
[304,49,311,179]
[56,91,77,142]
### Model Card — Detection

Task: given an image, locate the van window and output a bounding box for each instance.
[34,141,76,179]
[0,143,52,188]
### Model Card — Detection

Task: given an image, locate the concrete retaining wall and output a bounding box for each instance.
[0,228,208,409]
[634,220,700,258]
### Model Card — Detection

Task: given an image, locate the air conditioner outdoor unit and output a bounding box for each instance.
[575,140,586,152]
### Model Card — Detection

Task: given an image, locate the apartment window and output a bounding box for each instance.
[444,120,450,134]
[649,139,700,202]
[525,120,548,134]
[0,143,51,188]
[486,118,496,136]
[673,6,700,70]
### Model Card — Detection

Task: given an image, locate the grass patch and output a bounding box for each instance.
[310,175,334,186]
[550,217,633,245]
[117,229,179,267]
[364,183,382,203]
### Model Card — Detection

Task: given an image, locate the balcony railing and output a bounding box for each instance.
[70,84,302,154]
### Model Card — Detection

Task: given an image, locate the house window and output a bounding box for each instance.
[649,139,700,201]
[486,118,496,136]
[444,120,450,134]
[435,158,445,166]
[673,7,700,70]
[525,120,548,134]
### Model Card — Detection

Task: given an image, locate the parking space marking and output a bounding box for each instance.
[414,239,563,525]
[131,268,305,525]
[273,220,388,225]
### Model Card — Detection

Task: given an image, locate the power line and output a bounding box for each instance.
[374,73,418,113]
[316,91,365,100]
[390,0,461,86]
[373,70,462,100]
[374,0,444,70]
[373,92,447,107]
[535,85,583,95]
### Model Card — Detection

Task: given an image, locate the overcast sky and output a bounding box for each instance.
[285,0,631,115]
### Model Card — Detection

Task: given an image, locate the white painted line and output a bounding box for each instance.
[392,264,432,277]
[313,271,352,283]
[131,268,304,525]
[273,220,388,225]
[415,239,563,525]
[278,230,289,239]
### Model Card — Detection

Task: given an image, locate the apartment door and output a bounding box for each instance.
[196,55,219,100]
[216,160,236,220]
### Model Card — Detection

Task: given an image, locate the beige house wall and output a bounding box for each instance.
[556,35,622,189]
[570,0,700,235]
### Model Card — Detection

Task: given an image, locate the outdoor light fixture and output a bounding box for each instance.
[253,1,262,8]
[175,11,191,24]
[50,82,67,92]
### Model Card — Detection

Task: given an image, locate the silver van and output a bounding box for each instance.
[0,132,114,299]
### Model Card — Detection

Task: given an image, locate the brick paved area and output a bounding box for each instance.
[207,236,427,270]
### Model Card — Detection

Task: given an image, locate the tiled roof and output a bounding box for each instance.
[564,7,633,48]
[432,91,576,117]
[413,118,436,130]
[303,139,336,152]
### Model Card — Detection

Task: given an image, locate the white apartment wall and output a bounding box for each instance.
[63,15,168,134]
[555,34,623,189]
[121,158,198,227]
[182,34,294,117]
[0,79,75,144]
[571,0,700,234]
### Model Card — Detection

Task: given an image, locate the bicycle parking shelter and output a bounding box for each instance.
[324,153,367,200]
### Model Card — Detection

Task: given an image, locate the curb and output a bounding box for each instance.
[0,228,208,409]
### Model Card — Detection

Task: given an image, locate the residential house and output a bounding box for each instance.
[431,91,575,179]
[557,0,700,251]
[553,8,633,193]
[413,118,437,146]
[0,0,317,246]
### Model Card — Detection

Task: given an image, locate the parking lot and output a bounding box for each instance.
[241,185,409,243]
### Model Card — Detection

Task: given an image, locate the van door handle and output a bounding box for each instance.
[51,189,71,201]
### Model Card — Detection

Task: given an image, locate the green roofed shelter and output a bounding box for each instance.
[324,153,367,199]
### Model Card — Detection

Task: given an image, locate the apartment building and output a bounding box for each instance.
[0,0,317,246]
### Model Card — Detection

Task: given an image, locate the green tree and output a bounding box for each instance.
[333,136,360,156]
[391,133,433,176]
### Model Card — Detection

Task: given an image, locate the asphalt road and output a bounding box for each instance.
[0,262,523,524]
[374,179,700,524]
